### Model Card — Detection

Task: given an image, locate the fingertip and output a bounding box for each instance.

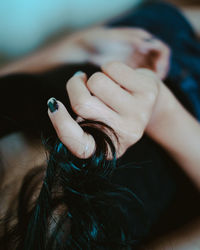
[66,71,88,91]
[73,71,87,81]
[47,97,59,114]
[47,98,67,118]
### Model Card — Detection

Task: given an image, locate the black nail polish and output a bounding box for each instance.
[47,97,58,113]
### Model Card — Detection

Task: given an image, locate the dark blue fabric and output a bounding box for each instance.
[108,1,200,120]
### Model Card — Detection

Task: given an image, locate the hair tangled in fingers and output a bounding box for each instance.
[0,119,144,250]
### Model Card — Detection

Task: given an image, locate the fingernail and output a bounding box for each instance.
[47,97,58,113]
[73,71,85,77]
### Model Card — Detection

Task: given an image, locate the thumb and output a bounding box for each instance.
[47,97,95,159]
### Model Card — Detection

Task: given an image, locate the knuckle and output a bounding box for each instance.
[139,83,158,104]
[125,129,143,147]
[87,72,105,90]
[119,120,144,146]
[138,69,160,92]
[137,68,157,78]
[73,99,92,116]
[143,90,158,103]
[105,61,123,70]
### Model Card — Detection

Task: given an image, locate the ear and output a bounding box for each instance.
[128,40,170,80]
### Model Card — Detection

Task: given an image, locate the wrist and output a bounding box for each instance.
[146,87,200,188]
[146,83,179,140]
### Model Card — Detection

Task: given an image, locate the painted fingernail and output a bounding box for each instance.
[47,97,58,113]
[73,71,85,77]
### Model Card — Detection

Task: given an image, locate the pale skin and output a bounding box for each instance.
[48,60,200,190]
[0,27,200,249]
[0,27,170,80]
[48,61,200,249]
[48,63,160,159]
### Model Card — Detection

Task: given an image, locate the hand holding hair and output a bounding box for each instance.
[49,60,200,189]
[48,61,168,158]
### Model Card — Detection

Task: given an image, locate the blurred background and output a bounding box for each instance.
[0,0,199,66]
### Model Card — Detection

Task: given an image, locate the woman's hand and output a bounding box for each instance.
[48,61,171,158]
[70,27,170,80]
[48,61,200,189]
[0,27,170,80]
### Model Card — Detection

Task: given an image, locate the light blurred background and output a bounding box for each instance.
[0,0,142,60]
[0,0,199,65]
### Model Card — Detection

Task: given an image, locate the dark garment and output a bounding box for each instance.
[108,1,200,120]
[0,1,200,244]
[108,0,200,241]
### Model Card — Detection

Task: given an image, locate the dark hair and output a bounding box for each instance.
[0,122,143,250]
[0,63,145,249]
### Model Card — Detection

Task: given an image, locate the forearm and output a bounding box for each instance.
[146,84,200,189]
[0,30,89,76]
[0,26,104,76]
[0,41,66,75]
